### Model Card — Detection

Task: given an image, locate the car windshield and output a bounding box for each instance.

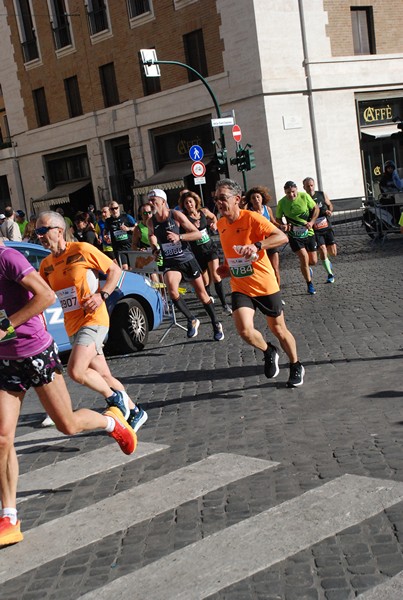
[6,244,48,271]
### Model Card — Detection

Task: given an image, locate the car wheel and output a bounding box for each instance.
[108,298,149,353]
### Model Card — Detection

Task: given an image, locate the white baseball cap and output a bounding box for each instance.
[147,188,167,202]
[0,214,5,220]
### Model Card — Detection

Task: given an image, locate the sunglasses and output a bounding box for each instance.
[143,210,152,215]
[35,225,60,235]
[214,195,233,203]
[110,206,119,210]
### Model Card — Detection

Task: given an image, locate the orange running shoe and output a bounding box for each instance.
[104,407,137,455]
[0,517,23,546]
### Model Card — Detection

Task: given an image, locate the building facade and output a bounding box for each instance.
[0,0,402,216]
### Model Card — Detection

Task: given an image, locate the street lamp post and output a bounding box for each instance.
[140,53,229,178]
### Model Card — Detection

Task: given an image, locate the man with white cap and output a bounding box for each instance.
[147,189,224,341]
[0,207,22,242]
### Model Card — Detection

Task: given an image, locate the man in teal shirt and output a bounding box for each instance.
[276,181,319,294]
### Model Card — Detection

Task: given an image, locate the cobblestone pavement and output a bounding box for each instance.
[2,233,403,600]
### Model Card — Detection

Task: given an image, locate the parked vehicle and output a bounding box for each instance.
[362,195,401,239]
[5,241,164,354]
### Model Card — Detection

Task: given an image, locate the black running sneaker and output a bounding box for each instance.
[287,362,305,387]
[263,343,280,378]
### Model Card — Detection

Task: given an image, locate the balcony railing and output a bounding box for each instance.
[21,37,39,62]
[52,23,72,50]
[128,0,150,18]
[88,7,109,35]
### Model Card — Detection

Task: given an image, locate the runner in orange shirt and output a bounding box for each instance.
[37,211,147,432]
[216,179,305,387]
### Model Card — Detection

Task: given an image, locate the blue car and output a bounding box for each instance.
[5,241,164,354]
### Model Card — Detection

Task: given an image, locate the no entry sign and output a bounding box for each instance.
[232,124,242,143]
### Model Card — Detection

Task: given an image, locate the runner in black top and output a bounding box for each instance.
[302,177,336,283]
[146,188,224,341]
[104,201,136,270]
[179,190,232,315]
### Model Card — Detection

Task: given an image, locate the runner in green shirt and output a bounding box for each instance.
[276,181,319,295]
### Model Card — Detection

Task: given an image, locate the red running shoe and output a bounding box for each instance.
[104,407,137,455]
[0,517,23,546]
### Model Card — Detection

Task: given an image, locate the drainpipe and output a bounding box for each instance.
[298,0,322,189]
[12,142,28,215]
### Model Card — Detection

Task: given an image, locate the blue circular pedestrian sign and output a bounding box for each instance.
[189,145,204,162]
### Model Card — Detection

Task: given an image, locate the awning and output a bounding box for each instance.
[33,179,91,211]
[361,124,399,139]
[133,162,192,195]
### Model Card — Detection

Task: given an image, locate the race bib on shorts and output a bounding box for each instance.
[113,229,129,241]
[227,256,254,278]
[56,286,80,313]
[313,216,328,230]
[290,225,308,238]
[196,228,211,245]
[161,242,183,257]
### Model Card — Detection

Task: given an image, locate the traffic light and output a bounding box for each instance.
[229,146,256,172]
[214,148,227,173]
[230,147,247,172]
[244,147,256,171]
[229,155,239,169]
[237,148,247,171]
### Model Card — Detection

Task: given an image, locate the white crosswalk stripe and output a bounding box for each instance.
[15,426,78,454]
[7,428,168,506]
[0,452,277,583]
[78,474,403,600]
[17,441,168,505]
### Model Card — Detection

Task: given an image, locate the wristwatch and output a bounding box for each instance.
[254,241,262,251]
[0,318,14,333]
[100,291,110,301]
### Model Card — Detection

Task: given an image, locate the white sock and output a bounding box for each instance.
[2,507,17,525]
[104,415,115,433]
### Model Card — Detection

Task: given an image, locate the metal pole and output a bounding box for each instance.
[143,59,229,178]
[298,0,322,189]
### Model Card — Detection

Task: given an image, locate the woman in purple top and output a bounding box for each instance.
[0,244,137,547]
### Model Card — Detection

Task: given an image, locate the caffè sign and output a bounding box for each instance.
[358,98,403,127]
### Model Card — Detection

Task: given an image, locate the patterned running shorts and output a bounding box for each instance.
[0,340,63,392]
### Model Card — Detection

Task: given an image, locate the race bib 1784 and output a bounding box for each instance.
[227,256,254,278]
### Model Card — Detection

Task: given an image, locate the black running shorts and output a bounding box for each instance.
[288,235,317,253]
[194,249,219,273]
[232,291,283,318]
[315,228,336,247]
[163,258,202,281]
